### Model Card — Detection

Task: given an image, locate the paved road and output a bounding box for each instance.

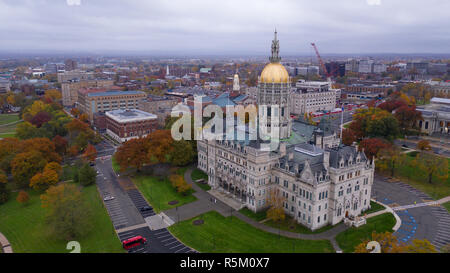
[95,156,194,253]
[373,175,450,249]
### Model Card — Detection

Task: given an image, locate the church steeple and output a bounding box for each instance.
[269,30,281,63]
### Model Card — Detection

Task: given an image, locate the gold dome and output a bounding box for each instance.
[260,62,289,83]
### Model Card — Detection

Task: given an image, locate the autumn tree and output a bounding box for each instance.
[41,184,92,240]
[412,152,448,184]
[354,232,406,253]
[169,174,192,195]
[53,135,68,155]
[70,108,80,118]
[266,188,286,223]
[115,138,149,172]
[83,144,97,162]
[22,137,62,163]
[29,168,59,191]
[147,130,174,164]
[44,162,63,177]
[11,151,47,188]
[376,146,405,177]
[16,190,30,205]
[358,138,391,160]
[417,140,432,151]
[404,239,437,253]
[30,111,52,128]
[44,89,62,102]
[342,128,357,146]
[394,105,422,131]
[440,243,450,253]
[0,170,9,204]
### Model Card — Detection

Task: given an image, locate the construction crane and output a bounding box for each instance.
[311,42,338,81]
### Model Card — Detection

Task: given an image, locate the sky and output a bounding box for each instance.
[0,0,449,55]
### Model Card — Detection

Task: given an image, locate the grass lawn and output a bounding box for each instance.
[133,170,197,213]
[336,213,397,253]
[111,155,121,173]
[0,132,16,138]
[191,168,211,191]
[388,152,450,199]
[0,185,124,253]
[239,207,267,222]
[239,208,336,234]
[362,201,386,215]
[0,113,20,125]
[168,211,334,253]
[443,202,450,213]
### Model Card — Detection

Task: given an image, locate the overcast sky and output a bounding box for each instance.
[0,0,449,55]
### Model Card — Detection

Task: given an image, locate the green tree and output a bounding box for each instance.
[78,164,97,186]
[412,152,449,184]
[41,184,93,240]
[376,147,405,177]
[169,140,195,166]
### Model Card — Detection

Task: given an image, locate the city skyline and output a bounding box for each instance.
[0,0,449,55]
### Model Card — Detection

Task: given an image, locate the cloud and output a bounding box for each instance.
[0,0,448,54]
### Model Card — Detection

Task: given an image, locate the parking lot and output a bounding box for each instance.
[127,189,156,218]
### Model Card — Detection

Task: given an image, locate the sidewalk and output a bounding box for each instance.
[0,231,13,253]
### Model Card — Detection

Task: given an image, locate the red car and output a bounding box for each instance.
[122,236,147,250]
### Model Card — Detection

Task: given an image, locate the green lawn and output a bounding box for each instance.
[443,202,450,213]
[390,153,450,199]
[239,208,336,234]
[335,213,397,253]
[0,114,19,125]
[239,207,267,222]
[362,201,386,215]
[191,168,211,190]
[111,155,121,173]
[133,172,197,213]
[168,211,334,253]
[0,185,124,253]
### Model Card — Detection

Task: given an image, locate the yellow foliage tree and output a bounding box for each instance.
[266,188,286,223]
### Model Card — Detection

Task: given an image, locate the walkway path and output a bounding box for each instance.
[0,231,13,253]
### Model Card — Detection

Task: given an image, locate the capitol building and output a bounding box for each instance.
[197,32,375,230]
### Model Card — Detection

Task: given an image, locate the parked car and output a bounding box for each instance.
[140,206,152,212]
[103,196,115,201]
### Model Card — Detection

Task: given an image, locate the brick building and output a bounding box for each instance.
[105,109,158,143]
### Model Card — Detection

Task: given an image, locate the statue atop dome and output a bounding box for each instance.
[269,30,281,63]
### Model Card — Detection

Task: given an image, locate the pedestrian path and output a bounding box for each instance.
[0,231,13,253]
[391,195,450,212]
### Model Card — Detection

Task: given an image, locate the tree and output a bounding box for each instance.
[404,239,437,253]
[44,89,62,102]
[16,190,30,205]
[342,128,357,146]
[83,144,97,162]
[412,152,448,184]
[29,169,58,191]
[44,162,62,177]
[354,232,406,253]
[394,105,422,131]
[358,138,391,160]
[70,108,80,118]
[169,140,195,166]
[417,140,432,151]
[376,146,405,177]
[11,151,47,188]
[53,135,68,155]
[115,138,149,172]
[0,170,9,204]
[266,188,286,223]
[41,184,92,240]
[147,130,174,164]
[78,164,96,186]
[30,111,52,128]
[169,174,192,195]
[23,137,62,163]
[16,121,41,139]
[440,243,450,253]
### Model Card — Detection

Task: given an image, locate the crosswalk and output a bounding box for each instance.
[430,206,450,250]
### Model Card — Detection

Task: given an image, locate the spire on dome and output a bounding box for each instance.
[269,29,281,63]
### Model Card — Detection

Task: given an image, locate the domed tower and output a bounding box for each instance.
[257,30,292,139]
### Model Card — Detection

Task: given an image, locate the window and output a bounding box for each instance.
[317,216,320,223]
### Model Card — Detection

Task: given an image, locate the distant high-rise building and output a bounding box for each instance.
[65,59,78,71]
[44,63,58,74]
